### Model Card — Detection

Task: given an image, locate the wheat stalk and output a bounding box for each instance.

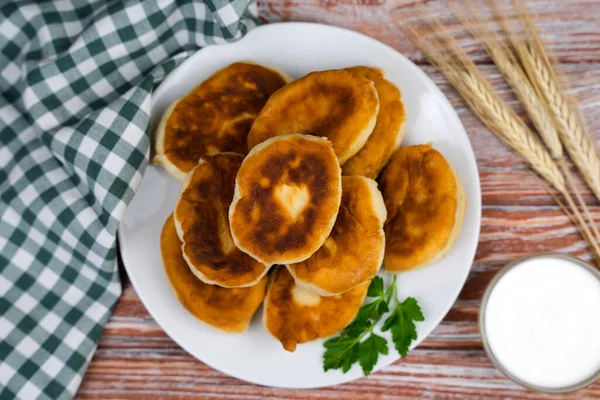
[522,47,600,199]
[559,158,600,243]
[400,14,565,192]
[453,0,563,160]
[458,70,566,192]
[541,177,600,266]
[484,0,600,242]
[506,0,600,202]
[394,9,600,264]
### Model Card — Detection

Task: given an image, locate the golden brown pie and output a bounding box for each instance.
[247,69,379,165]
[229,134,342,266]
[154,62,288,181]
[263,267,368,352]
[380,144,466,272]
[174,153,269,287]
[160,214,267,332]
[287,176,386,295]
[342,66,406,178]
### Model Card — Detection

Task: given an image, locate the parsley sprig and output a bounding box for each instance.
[323,275,424,376]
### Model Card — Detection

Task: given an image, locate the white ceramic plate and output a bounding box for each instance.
[119,22,481,389]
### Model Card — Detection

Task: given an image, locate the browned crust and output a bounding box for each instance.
[342,66,406,178]
[154,62,288,180]
[263,267,368,351]
[286,176,386,295]
[380,144,466,272]
[229,134,342,266]
[174,153,269,287]
[247,69,379,165]
[160,214,267,332]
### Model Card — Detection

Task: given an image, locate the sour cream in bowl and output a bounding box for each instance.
[480,253,600,393]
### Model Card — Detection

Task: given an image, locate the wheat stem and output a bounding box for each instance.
[454,0,563,160]
[455,0,600,246]
[559,159,600,242]
[477,0,600,254]
[400,14,565,193]
[509,0,600,202]
[394,8,600,266]
[543,181,600,266]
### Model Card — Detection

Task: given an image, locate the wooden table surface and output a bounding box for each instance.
[77,1,600,398]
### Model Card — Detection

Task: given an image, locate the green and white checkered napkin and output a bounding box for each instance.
[0,1,257,398]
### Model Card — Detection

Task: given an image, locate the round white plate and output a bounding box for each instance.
[119,22,481,389]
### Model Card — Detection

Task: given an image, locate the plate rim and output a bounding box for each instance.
[118,21,482,389]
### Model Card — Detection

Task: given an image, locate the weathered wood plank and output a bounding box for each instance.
[258,0,600,65]
[419,63,600,171]
[78,1,600,398]
[79,345,600,399]
[80,204,600,398]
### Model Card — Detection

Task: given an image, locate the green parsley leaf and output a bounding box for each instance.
[377,300,389,315]
[323,335,360,373]
[357,277,388,321]
[382,297,424,357]
[322,275,425,376]
[341,344,360,373]
[358,334,388,375]
[344,319,371,338]
[366,276,384,297]
[356,299,380,321]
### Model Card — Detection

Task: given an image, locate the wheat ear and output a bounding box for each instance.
[399,14,565,193]
[490,0,600,241]
[509,0,600,202]
[454,0,563,160]
[396,10,600,264]
[460,0,600,242]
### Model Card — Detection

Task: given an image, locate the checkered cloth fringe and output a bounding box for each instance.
[0,1,257,398]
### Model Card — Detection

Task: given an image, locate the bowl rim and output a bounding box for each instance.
[479,252,600,394]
